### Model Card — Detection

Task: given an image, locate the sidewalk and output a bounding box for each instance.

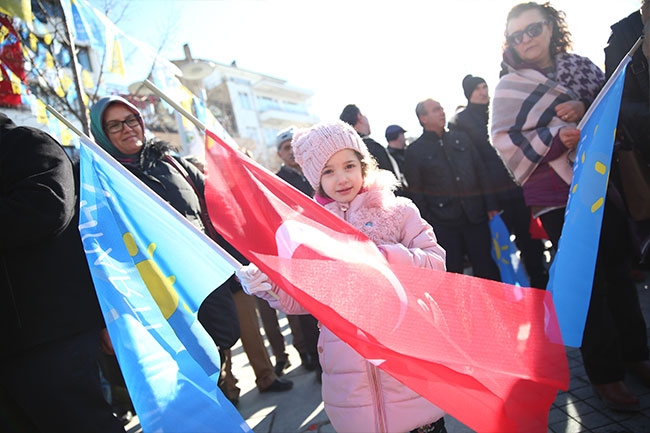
[126,275,650,433]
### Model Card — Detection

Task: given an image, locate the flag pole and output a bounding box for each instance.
[142,79,241,150]
[141,80,279,297]
[46,104,93,141]
[143,79,206,131]
[46,105,242,270]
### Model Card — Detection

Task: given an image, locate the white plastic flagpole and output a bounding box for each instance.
[142,79,241,151]
[45,105,242,270]
[139,80,281,299]
[143,79,206,131]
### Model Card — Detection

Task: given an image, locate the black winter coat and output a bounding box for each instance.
[449,103,520,201]
[276,165,314,197]
[605,10,649,159]
[126,139,207,231]
[363,136,397,176]
[1,116,104,357]
[404,129,497,228]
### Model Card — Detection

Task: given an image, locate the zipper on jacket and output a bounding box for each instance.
[339,203,349,221]
[368,363,387,433]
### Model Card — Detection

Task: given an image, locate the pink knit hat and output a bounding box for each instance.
[293,121,371,189]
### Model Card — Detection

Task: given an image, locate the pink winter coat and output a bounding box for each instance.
[257,172,446,433]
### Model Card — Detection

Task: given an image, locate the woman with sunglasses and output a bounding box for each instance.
[492,2,650,413]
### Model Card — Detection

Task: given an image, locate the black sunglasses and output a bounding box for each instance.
[507,21,548,46]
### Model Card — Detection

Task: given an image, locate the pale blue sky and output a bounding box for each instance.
[90,0,642,142]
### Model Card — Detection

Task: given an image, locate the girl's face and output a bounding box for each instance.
[320,149,363,203]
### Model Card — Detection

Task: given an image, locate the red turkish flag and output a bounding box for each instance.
[0,16,25,81]
[0,16,24,107]
[0,66,20,106]
[203,129,569,433]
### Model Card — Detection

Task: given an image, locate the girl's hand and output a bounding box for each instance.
[559,127,581,149]
[555,100,585,123]
[236,264,273,295]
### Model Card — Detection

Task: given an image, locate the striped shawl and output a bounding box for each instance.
[491,53,604,185]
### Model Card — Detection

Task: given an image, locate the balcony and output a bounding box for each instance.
[258,109,319,128]
[253,78,313,101]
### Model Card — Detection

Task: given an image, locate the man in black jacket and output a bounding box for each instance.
[0,114,125,432]
[404,98,501,281]
[605,2,650,234]
[605,3,649,163]
[275,127,314,197]
[449,75,548,289]
[339,104,403,185]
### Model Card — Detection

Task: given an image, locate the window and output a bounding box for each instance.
[238,91,252,110]
[263,128,279,146]
[257,96,280,111]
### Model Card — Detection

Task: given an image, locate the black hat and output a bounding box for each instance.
[462,74,486,100]
[385,124,406,141]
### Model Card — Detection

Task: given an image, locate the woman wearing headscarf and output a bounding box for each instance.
[89,96,292,402]
[492,1,650,413]
[89,96,241,397]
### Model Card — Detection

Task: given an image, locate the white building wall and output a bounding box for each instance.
[225,81,259,140]
[202,63,319,169]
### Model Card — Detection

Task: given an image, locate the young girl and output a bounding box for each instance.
[237,121,447,433]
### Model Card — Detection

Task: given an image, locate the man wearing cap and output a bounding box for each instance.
[449,75,548,289]
[254,127,321,378]
[275,127,313,196]
[339,104,402,184]
[385,125,408,178]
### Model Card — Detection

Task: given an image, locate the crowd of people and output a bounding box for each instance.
[1,1,649,432]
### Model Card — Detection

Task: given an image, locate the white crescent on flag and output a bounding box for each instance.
[274,219,409,331]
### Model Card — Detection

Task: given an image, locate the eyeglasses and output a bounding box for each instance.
[104,115,141,134]
[507,21,548,46]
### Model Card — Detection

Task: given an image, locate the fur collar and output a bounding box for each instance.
[360,170,400,209]
[139,138,174,170]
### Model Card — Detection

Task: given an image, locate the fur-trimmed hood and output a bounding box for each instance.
[357,169,401,209]
[321,170,410,245]
[138,137,175,170]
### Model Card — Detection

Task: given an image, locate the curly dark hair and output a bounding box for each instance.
[504,2,573,56]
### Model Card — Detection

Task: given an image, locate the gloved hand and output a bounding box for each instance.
[235,263,273,295]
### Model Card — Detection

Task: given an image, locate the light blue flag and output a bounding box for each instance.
[489,214,530,287]
[69,0,104,48]
[78,137,251,433]
[547,56,631,348]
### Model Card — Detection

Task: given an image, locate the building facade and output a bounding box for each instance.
[201,62,319,170]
